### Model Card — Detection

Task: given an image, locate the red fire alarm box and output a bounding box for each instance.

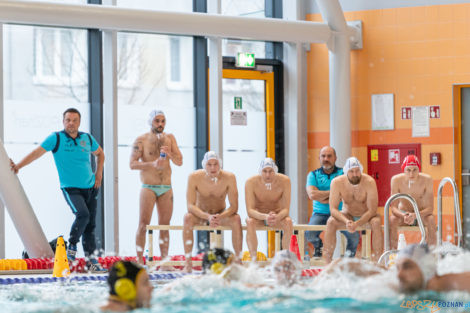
[430,152,441,165]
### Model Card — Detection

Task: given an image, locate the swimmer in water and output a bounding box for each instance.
[397,244,470,293]
[130,110,183,266]
[323,244,470,294]
[183,151,242,272]
[323,157,383,263]
[271,250,302,286]
[245,158,293,261]
[100,261,153,312]
[389,155,436,248]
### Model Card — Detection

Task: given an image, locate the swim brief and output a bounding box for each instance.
[142,184,171,197]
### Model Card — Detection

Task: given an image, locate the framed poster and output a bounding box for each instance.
[371,93,394,130]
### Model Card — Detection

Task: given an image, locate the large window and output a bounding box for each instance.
[221,0,266,58]
[3,25,89,258]
[117,32,195,256]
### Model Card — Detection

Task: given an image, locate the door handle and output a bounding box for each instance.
[463,169,470,186]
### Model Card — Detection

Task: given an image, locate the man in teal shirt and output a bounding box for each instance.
[11,108,105,272]
[305,146,359,258]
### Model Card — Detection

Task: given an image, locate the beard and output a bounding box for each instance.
[348,175,361,185]
[152,126,164,134]
[322,163,333,171]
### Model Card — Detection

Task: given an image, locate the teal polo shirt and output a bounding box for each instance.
[306,166,344,214]
[41,130,99,189]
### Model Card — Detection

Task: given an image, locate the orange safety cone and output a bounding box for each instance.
[52,236,70,277]
[289,235,301,261]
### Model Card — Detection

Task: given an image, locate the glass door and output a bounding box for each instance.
[221,69,275,256]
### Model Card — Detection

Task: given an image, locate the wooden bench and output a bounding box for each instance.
[146,224,421,267]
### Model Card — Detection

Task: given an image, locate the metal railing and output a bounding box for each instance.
[383,193,426,252]
[437,177,462,247]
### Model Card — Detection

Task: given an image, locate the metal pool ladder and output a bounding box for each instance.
[378,193,425,265]
[437,177,462,247]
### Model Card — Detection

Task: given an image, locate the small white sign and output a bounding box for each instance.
[230,110,247,126]
[412,106,430,137]
[389,149,400,164]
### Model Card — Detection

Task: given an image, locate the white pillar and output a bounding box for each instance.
[283,0,309,224]
[102,0,119,254]
[208,0,223,158]
[316,0,351,165]
[0,23,4,258]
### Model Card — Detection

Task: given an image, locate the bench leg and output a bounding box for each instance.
[275,231,281,252]
[148,229,154,264]
[298,231,305,259]
[366,229,372,260]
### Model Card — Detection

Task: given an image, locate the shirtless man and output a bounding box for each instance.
[390,155,435,248]
[183,151,242,272]
[130,110,183,265]
[245,158,293,260]
[323,157,383,263]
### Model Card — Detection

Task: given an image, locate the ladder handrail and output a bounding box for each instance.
[437,177,462,247]
[383,193,426,252]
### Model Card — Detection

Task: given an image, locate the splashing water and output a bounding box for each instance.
[3,247,470,313]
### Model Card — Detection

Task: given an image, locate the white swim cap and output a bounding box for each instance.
[397,244,436,288]
[201,151,223,169]
[343,157,363,175]
[258,158,278,175]
[148,110,165,126]
[271,250,302,275]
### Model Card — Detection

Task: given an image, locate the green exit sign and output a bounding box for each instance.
[236,52,255,68]
[234,97,242,109]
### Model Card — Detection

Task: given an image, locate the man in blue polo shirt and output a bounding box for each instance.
[305,146,359,258]
[10,108,105,272]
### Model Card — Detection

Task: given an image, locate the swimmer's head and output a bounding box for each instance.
[343,157,363,185]
[148,110,166,134]
[258,158,278,183]
[107,261,153,309]
[202,151,222,178]
[319,146,337,171]
[396,244,436,293]
[202,248,234,275]
[271,250,302,286]
[402,155,421,180]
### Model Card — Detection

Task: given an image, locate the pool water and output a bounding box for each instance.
[1,248,470,313]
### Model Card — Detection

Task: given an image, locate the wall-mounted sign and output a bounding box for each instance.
[371,93,394,130]
[412,106,430,137]
[429,105,440,118]
[236,53,255,68]
[371,149,379,162]
[234,97,242,109]
[389,149,400,164]
[401,107,412,120]
[230,111,247,126]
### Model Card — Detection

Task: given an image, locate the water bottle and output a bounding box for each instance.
[397,233,407,250]
[160,152,167,160]
[303,252,310,269]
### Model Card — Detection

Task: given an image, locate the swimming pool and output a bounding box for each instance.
[1,249,470,313]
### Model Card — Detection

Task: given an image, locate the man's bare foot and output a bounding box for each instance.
[183,262,192,273]
[159,265,177,271]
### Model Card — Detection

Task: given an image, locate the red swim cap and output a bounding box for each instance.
[401,155,421,172]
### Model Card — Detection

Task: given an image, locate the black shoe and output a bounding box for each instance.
[314,247,323,258]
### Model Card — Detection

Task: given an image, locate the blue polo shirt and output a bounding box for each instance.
[41,130,99,189]
[306,166,343,215]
